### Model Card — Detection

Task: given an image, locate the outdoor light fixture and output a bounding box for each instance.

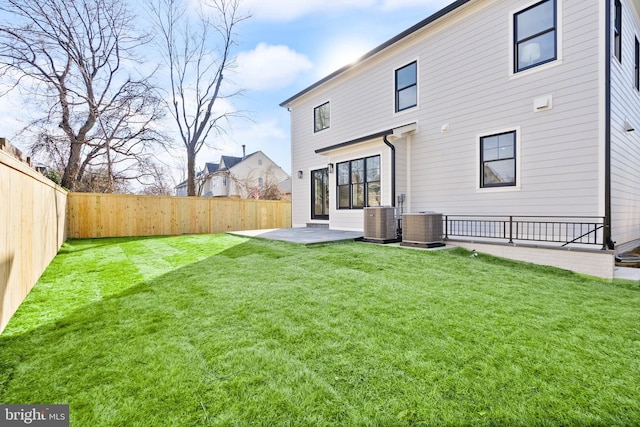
[297,170,303,179]
[624,120,635,132]
[327,163,334,173]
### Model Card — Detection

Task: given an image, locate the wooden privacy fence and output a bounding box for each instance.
[1,144,67,333]
[67,193,292,239]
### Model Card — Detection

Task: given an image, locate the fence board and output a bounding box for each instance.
[66,193,292,239]
[1,149,67,333]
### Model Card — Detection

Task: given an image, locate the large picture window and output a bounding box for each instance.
[514,0,557,72]
[480,131,516,188]
[337,155,381,209]
[314,101,330,132]
[395,62,417,112]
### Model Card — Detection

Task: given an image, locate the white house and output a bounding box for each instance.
[197,150,289,198]
[281,0,640,257]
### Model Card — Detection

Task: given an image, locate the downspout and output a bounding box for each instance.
[383,135,396,207]
[604,0,613,249]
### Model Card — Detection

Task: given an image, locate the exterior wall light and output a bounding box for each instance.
[327,163,334,173]
[297,170,303,179]
[624,120,635,132]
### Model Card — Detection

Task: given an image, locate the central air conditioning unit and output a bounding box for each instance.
[363,206,398,243]
[401,212,445,248]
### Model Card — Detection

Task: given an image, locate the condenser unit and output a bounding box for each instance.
[401,212,445,248]
[363,206,397,243]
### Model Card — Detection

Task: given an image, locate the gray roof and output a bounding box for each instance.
[204,163,219,173]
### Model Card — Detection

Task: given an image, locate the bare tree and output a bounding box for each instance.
[0,0,166,191]
[138,162,175,196]
[148,0,249,196]
[227,165,285,200]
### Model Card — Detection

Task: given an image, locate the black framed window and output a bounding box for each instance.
[614,0,622,62]
[514,0,557,72]
[314,102,330,132]
[635,37,639,90]
[481,131,516,188]
[395,62,417,112]
[337,155,381,209]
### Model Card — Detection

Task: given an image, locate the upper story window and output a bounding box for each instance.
[614,0,622,62]
[635,37,639,90]
[480,131,516,188]
[314,101,330,132]
[514,0,557,72]
[395,61,417,112]
[337,155,381,209]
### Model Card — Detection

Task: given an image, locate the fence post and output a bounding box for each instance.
[509,216,514,244]
[444,215,449,240]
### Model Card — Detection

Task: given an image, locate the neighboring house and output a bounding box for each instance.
[278,178,292,200]
[174,163,217,196]
[281,0,640,254]
[200,150,290,198]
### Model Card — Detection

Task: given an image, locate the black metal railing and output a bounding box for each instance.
[443,215,605,248]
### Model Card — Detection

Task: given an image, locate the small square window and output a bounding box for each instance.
[395,61,417,112]
[480,131,516,188]
[514,0,557,72]
[314,102,330,132]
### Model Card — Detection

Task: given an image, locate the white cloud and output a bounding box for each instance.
[234,43,312,91]
[241,0,373,21]
[380,0,451,11]
[241,0,450,21]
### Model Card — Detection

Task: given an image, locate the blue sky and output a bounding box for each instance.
[2,0,453,185]
[222,0,453,176]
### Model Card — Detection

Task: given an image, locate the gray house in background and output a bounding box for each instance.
[282,0,640,260]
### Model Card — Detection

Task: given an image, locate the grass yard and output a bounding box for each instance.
[1,234,639,426]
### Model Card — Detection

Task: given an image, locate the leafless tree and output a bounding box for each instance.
[148,0,249,196]
[139,162,175,196]
[228,165,285,200]
[0,0,167,191]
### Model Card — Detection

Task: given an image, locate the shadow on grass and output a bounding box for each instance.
[0,239,261,424]
[1,238,639,426]
[60,236,171,255]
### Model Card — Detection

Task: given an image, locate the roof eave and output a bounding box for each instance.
[279,0,472,108]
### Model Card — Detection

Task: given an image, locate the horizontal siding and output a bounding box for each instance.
[290,0,603,230]
[610,0,640,249]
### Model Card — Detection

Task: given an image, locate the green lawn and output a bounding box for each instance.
[1,234,639,426]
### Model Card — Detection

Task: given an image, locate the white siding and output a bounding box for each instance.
[227,152,290,198]
[200,152,289,199]
[610,0,640,251]
[288,0,603,231]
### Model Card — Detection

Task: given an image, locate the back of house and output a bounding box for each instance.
[282,0,640,252]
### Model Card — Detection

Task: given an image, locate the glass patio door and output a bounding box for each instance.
[311,168,329,220]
